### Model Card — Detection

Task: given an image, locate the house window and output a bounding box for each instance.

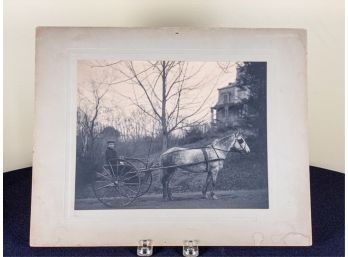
[220,108,225,118]
[239,104,248,118]
[233,87,238,96]
[223,94,228,103]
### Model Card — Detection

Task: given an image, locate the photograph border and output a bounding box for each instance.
[72,58,269,210]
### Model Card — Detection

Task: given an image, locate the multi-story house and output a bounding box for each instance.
[211,82,251,129]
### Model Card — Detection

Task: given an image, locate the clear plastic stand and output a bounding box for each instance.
[136,239,199,257]
[183,240,199,257]
[137,240,153,256]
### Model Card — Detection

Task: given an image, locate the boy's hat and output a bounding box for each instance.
[107,140,115,144]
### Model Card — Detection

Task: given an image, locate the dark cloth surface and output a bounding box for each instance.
[4,166,344,256]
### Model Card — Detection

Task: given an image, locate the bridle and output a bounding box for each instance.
[210,136,248,156]
[228,137,248,154]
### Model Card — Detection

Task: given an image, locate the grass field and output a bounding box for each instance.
[75,189,268,209]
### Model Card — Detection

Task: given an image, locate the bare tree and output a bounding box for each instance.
[116,61,217,151]
[77,76,112,159]
[82,60,234,152]
[216,61,239,73]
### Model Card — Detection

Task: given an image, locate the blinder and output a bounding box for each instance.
[237,138,244,144]
[230,137,247,154]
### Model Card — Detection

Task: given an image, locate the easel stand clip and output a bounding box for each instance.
[137,239,199,257]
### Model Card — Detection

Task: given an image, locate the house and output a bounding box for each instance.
[211,82,251,129]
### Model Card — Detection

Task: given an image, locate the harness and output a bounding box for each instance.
[161,136,247,174]
[200,138,247,172]
[211,144,221,159]
[201,145,222,173]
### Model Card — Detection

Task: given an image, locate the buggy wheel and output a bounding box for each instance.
[125,158,153,197]
[93,159,141,208]
[138,170,153,196]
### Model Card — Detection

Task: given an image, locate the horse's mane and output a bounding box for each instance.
[211,134,236,148]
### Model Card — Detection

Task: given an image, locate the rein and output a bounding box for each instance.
[160,136,248,157]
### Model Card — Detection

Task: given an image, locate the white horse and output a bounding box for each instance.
[160,132,250,200]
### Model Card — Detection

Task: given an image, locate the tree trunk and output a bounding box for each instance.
[162,131,168,151]
[161,61,168,151]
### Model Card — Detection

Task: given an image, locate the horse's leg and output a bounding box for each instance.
[202,172,212,199]
[209,169,219,200]
[166,169,176,201]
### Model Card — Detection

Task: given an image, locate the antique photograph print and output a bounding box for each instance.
[75,61,268,210]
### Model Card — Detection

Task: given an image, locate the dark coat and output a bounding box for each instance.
[105,147,118,163]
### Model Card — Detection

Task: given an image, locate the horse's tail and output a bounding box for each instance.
[159,150,174,185]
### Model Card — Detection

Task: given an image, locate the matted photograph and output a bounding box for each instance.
[74,60,268,209]
[31,28,311,246]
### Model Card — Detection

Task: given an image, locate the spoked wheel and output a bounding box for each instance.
[93,159,141,208]
[136,170,152,196]
[125,158,153,197]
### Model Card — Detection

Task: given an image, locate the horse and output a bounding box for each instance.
[160,132,250,201]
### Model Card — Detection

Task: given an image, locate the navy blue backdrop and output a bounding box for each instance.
[4,166,344,256]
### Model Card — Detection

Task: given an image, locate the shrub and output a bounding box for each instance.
[183,127,205,144]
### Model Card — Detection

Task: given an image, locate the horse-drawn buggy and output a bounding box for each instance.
[93,133,250,208]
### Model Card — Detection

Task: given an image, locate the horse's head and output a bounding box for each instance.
[229,131,250,154]
[213,132,250,155]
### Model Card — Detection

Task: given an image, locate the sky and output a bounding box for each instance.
[77,60,238,135]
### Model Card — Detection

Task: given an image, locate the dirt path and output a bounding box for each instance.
[75,189,268,209]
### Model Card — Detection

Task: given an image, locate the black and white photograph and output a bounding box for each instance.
[74,60,268,209]
[28,28,313,247]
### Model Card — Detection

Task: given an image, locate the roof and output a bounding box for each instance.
[218,85,233,91]
[218,82,235,91]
